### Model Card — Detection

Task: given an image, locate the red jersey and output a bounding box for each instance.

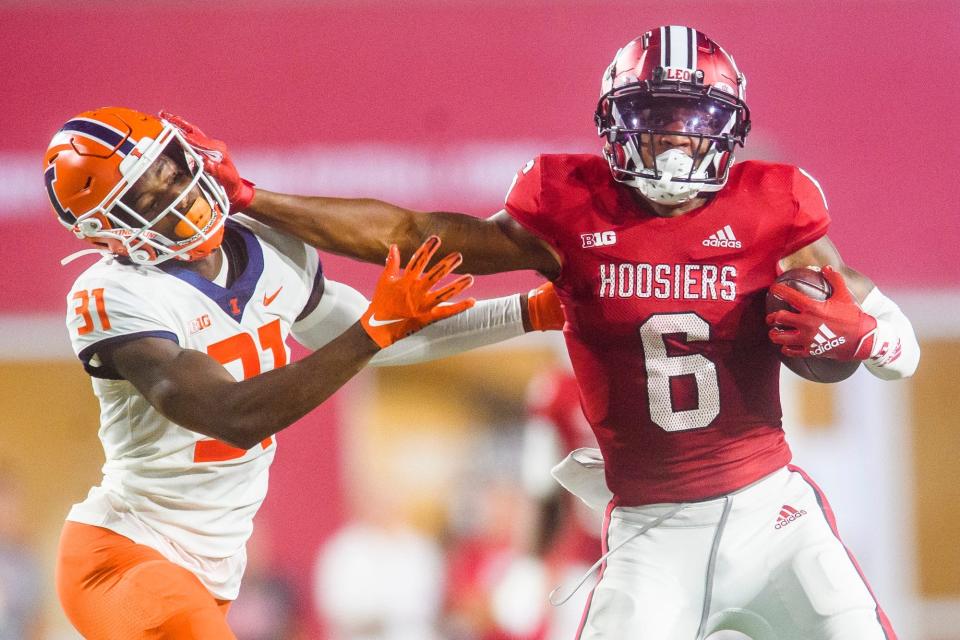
[505,155,830,504]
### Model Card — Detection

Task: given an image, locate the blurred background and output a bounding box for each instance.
[0,1,957,638]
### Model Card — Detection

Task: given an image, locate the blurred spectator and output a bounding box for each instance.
[314,488,444,640]
[442,477,547,640]
[522,369,602,640]
[0,467,44,640]
[228,520,305,640]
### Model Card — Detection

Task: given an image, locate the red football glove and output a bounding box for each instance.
[361,236,476,348]
[766,266,877,361]
[526,281,564,331]
[159,111,256,212]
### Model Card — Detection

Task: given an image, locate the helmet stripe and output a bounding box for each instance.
[44,164,75,224]
[660,26,669,67]
[666,25,692,69]
[61,119,136,157]
[688,27,697,71]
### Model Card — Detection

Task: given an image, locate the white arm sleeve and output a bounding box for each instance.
[290,279,369,350]
[371,294,526,367]
[291,279,527,365]
[861,287,920,380]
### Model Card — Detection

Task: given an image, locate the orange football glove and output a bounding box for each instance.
[159,111,256,212]
[526,281,564,331]
[361,236,476,348]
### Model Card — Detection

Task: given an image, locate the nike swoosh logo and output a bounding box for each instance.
[263,286,283,306]
[367,315,404,327]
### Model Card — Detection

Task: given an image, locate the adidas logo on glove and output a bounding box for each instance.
[810,323,846,356]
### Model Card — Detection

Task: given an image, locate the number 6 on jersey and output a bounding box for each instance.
[640,313,720,432]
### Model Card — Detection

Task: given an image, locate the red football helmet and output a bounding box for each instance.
[595,26,751,205]
[43,107,229,265]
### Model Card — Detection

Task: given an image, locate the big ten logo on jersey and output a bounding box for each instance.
[582,231,618,248]
[598,262,737,301]
[189,314,212,335]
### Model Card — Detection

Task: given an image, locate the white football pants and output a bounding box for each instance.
[572,465,895,640]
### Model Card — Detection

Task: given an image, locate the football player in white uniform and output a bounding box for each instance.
[45,106,564,640]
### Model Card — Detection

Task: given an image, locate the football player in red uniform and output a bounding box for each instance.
[170,25,919,639]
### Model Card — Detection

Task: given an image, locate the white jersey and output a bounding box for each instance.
[63,214,532,600]
[65,215,322,598]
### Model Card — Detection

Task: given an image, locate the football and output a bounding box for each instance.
[766,268,860,383]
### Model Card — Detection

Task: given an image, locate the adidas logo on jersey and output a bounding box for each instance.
[810,323,846,356]
[702,225,742,248]
[774,504,807,529]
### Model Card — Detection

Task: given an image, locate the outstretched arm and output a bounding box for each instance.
[245,192,561,277]
[291,279,564,366]
[158,111,560,277]
[104,326,379,450]
[101,237,474,449]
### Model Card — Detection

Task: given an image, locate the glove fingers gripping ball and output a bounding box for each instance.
[765,267,861,383]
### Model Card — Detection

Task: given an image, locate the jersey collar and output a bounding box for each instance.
[158,218,264,321]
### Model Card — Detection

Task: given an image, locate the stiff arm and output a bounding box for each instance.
[245,191,562,278]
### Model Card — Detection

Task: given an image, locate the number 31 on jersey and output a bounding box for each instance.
[72,288,111,335]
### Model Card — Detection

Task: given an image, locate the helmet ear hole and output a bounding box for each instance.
[607,142,627,169]
[79,219,102,234]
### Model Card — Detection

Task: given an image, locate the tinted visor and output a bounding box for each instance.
[612,95,735,136]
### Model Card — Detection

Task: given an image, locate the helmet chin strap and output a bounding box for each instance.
[635,148,705,205]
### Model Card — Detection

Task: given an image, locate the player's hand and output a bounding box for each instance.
[159,111,256,213]
[765,266,877,360]
[526,281,564,331]
[361,236,476,348]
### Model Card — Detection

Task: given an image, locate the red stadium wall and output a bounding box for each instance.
[3,1,958,307]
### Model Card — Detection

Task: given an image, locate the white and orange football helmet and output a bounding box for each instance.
[44,107,229,265]
[595,26,751,205]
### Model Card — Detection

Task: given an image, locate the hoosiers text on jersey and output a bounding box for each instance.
[598,262,736,301]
